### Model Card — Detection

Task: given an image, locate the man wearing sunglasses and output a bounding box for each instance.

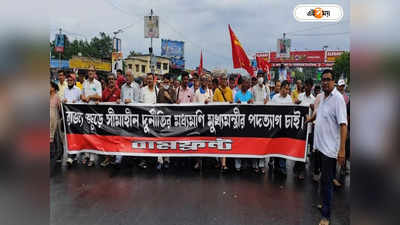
[306,69,347,225]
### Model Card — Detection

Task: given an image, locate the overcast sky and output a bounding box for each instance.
[50,0,350,73]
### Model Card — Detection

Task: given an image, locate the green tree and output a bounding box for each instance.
[50,32,113,60]
[333,51,350,81]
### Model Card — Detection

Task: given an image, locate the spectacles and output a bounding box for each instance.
[108,78,114,81]
[322,77,333,82]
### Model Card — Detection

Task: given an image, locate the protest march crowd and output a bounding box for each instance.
[50,66,349,225]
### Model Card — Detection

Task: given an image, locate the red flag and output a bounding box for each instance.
[228,25,254,77]
[198,50,203,75]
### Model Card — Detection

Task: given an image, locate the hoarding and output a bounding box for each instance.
[144,16,159,38]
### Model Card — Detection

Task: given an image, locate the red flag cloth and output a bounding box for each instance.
[229,25,254,77]
[198,51,203,75]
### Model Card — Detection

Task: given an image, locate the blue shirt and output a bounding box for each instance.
[270,91,277,99]
[234,90,252,103]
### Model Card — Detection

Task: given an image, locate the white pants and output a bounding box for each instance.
[157,157,170,164]
[84,153,96,162]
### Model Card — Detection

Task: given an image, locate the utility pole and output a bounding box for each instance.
[58,28,62,69]
[112,29,123,74]
[150,9,155,74]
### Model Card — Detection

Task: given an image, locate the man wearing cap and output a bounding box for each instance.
[337,79,349,104]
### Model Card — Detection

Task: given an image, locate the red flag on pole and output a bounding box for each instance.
[198,50,203,75]
[228,25,254,77]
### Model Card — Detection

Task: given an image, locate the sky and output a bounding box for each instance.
[49,0,350,73]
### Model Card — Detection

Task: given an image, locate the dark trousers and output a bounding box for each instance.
[320,153,336,219]
[312,150,322,175]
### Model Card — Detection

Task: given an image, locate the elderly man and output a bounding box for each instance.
[112,70,141,167]
[100,73,121,167]
[63,75,82,166]
[307,70,347,225]
[80,66,102,167]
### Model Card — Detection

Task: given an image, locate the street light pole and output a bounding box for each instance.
[58,28,62,70]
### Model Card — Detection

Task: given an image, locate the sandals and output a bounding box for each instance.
[333,179,342,187]
[319,218,330,225]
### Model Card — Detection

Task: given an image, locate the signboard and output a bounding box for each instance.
[50,59,69,68]
[69,57,111,71]
[277,38,291,58]
[171,58,185,69]
[112,52,123,74]
[144,16,159,38]
[161,39,185,69]
[54,34,65,53]
[257,51,325,63]
[326,50,344,62]
[62,103,309,161]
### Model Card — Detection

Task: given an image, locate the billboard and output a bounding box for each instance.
[326,50,344,62]
[144,16,159,38]
[161,39,185,69]
[171,58,185,69]
[69,56,111,71]
[277,38,291,58]
[161,39,184,59]
[54,34,65,53]
[257,50,325,63]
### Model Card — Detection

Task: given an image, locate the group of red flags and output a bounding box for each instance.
[197,25,271,79]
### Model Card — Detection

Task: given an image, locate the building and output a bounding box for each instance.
[124,54,171,78]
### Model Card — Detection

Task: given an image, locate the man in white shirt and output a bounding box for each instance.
[63,75,81,104]
[140,73,158,104]
[112,70,141,168]
[250,71,270,173]
[62,75,82,166]
[293,79,315,180]
[80,67,102,167]
[271,80,292,105]
[119,70,141,104]
[269,80,292,176]
[252,71,270,104]
[194,76,213,104]
[138,73,158,169]
[307,70,347,225]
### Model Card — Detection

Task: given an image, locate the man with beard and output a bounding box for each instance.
[156,74,176,170]
[63,75,82,166]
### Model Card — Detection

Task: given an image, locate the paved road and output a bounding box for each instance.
[50,159,350,225]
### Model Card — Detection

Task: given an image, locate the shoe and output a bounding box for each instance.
[138,161,147,169]
[318,217,330,225]
[333,179,342,187]
[66,158,74,166]
[100,159,111,167]
[156,162,162,171]
[313,173,321,182]
[87,161,94,167]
